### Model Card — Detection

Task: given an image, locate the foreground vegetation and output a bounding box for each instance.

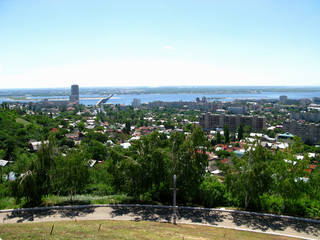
[0,194,134,210]
[0,220,300,240]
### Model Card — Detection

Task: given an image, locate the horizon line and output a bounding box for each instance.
[1,85,320,90]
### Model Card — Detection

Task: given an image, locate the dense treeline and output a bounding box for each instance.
[0,107,319,218]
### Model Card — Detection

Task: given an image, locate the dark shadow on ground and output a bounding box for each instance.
[109,206,226,225]
[3,207,95,223]
[109,206,320,238]
[3,205,319,238]
[110,206,172,222]
[231,213,320,238]
[177,208,226,225]
[57,207,95,219]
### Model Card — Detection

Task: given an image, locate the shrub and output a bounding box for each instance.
[258,194,282,214]
[198,177,227,207]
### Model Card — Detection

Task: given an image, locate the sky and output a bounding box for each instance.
[0,0,319,88]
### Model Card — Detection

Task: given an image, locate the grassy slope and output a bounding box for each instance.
[0,220,299,240]
[16,118,30,126]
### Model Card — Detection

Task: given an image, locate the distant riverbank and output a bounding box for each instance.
[1,91,320,106]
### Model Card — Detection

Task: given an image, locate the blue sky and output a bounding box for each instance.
[0,0,319,88]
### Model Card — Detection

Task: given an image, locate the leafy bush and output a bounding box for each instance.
[198,176,227,207]
[285,198,320,218]
[258,194,282,214]
[86,183,114,196]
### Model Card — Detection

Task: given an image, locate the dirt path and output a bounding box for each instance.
[0,205,319,239]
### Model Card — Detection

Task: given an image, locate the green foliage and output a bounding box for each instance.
[1,106,320,218]
[83,131,108,144]
[272,141,311,213]
[216,131,221,144]
[11,137,59,205]
[88,162,114,196]
[83,140,108,161]
[216,150,232,159]
[53,149,90,199]
[106,127,210,204]
[10,152,36,174]
[124,120,131,134]
[284,198,320,217]
[309,168,320,199]
[224,125,230,143]
[225,143,273,209]
[258,194,283,214]
[198,176,227,207]
[243,125,252,137]
[108,131,171,201]
[77,121,86,132]
[16,118,30,126]
[172,127,210,203]
[237,124,243,141]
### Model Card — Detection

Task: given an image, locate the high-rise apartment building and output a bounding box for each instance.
[283,120,320,144]
[132,98,141,108]
[69,84,79,103]
[200,113,266,132]
[279,95,288,104]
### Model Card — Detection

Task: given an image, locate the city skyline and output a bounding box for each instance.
[0,0,319,88]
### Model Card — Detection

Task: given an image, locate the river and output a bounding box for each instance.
[1,91,320,106]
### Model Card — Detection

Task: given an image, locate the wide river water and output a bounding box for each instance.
[1,91,320,106]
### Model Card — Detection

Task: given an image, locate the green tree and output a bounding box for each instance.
[83,140,108,161]
[77,121,85,132]
[172,127,210,203]
[12,136,59,205]
[54,149,89,200]
[124,120,131,134]
[224,125,230,144]
[238,124,244,141]
[272,143,310,213]
[225,143,273,209]
[107,131,171,201]
[309,168,320,200]
[243,125,252,137]
[83,131,108,144]
[199,176,227,207]
[216,131,221,144]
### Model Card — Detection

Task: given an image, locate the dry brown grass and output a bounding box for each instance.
[0,220,301,240]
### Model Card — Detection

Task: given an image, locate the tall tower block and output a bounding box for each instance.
[70,84,79,102]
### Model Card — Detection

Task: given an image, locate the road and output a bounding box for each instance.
[0,205,319,239]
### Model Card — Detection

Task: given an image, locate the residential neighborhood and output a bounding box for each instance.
[0,88,320,219]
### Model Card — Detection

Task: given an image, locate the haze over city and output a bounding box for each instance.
[0,0,319,88]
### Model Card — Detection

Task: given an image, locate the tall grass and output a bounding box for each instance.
[0,194,134,210]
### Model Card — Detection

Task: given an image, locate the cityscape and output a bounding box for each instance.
[1,0,320,239]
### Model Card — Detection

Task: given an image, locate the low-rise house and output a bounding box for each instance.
[308,153,316,158]
[234,149,245,157]
[158,125,165,130]
[65,132,80,141]
[120,142,131,149]
[276,133,295,143]
[88,160,97,168]
[129,136,141,142]
[140,126,151,135]
[86,125,95,130]
[106,140,114,146]
[29,140,49,151]
[220,158,233,166]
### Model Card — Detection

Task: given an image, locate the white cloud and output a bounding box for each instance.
[163,46,175,50]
